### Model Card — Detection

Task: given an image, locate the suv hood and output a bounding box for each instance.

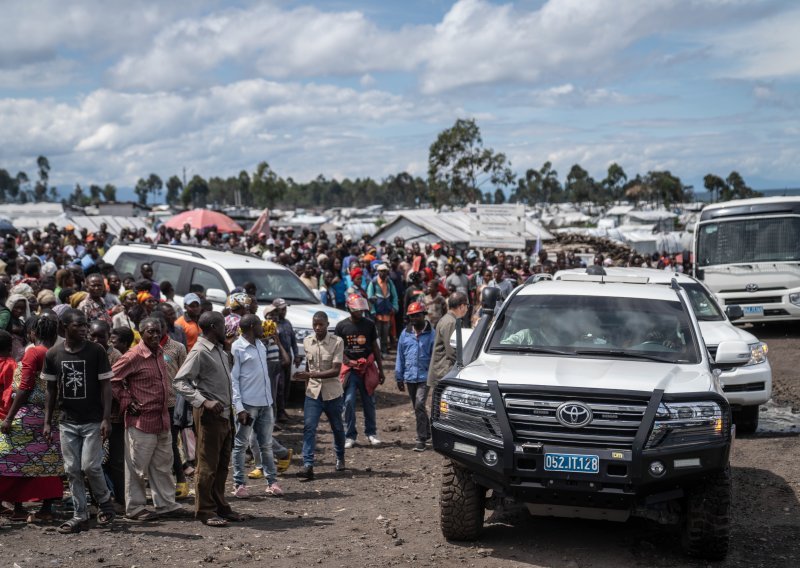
[698,320,757,347]
[285,304,350,330]
[458,354,716,395]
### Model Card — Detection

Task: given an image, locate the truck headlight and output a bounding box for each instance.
[789,293,800,306]
[435,386,501,443]
[746,342,768,366]
[646,401,727,449]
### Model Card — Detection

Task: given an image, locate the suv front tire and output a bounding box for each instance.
[681,466,731,560]
[440,459,486,541]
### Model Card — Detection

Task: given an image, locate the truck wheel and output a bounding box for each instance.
[734,405,759,435]
[440,459,485,541]
[681,467,731,560]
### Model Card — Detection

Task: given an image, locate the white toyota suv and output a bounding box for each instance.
[555,267,771,433]
[433,273,752,560]
[103,243,350,360]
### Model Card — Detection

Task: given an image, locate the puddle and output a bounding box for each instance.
[752,400,800,436]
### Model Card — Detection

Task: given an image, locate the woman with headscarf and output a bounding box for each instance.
[112,289,137,330]
[0,315,63,523]
[5,294,30,361]
[36,290,57,314]
[136,291,157,316]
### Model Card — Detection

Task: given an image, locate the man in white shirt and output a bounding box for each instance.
[230,314,282,498]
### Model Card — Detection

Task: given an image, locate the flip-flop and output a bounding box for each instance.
[58,518,89,534]
[124,509,158,522]
[202,516,228,527]
[219,511,250,522]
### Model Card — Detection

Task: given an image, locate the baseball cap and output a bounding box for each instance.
[272,298,287,308]
[346,293,369,312]
[183,293,201,306]
[376,263,389,272]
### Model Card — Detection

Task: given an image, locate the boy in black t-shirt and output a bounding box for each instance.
[43,308,115,533]
[334,294,385,449]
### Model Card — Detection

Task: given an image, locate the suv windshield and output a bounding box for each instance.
[228,268,319,304]
[487,294,700,364]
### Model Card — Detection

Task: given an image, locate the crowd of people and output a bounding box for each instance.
[0,219,691,532]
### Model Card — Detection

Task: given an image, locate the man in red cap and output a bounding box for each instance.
[395,302,435,451]
[335,294,385,448]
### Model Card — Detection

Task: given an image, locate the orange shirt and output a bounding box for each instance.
[176,316,200,352]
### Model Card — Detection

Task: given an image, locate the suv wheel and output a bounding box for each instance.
[681,467,731,560]
[440,459,485,541]
[733,405,759,435]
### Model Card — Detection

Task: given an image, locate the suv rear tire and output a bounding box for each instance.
[440,459,485,541]
[734,405,759,435]
[681,467,731,560]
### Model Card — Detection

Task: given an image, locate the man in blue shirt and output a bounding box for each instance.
[230,314,282,498]
[395,302,435,452]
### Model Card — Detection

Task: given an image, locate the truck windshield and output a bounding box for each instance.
[487,294,700,364]
[696,216,800,266]
[228,268,319,304]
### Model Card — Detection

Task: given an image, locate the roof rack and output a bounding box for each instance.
[115,242,262,260]
[558,273,651,285]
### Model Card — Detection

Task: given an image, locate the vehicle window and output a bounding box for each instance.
[152,260,183,291]
[228,268,319,304]
[114,254,142,279]
[191,267,226,293]
[681,283,724,321]
[697,216,800,266]
[487,294,700,364]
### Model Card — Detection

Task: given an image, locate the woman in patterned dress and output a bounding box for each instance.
[0,314,63,523]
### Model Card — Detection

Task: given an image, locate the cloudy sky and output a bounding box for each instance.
[2,0,799,199]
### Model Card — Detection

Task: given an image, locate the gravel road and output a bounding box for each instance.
[3,323,799,568]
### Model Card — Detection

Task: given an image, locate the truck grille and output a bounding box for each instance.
[503,391,650,449]
[725,296,782,305]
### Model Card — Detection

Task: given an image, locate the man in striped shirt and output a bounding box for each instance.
[111,317,190,521]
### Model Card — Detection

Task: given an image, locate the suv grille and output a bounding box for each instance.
[503,391,650,449]
[725,296,782,305]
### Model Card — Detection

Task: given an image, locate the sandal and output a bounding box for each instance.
[219,511,250,522]
[58,518,89,534]
[27,511,55,523]
[97,500,116,525]
[202,515,228,527]
[125,509,158,522]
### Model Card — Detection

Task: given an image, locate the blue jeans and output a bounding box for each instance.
[232,404,276,486]
[343,371,377,440]
[303,395,345,468]
[60,421,111,521]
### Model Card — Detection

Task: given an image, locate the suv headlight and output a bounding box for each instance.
[435,386,501,443]
[646,401,727,449]
[294,328,313,343]
[746,342,768,366]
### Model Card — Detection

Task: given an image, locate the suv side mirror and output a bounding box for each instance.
[725,305,743,322]
[480,287,502,316]
[206,288,228,305]
[714,340,751,367]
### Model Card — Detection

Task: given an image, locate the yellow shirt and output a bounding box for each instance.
[302,333,344,401]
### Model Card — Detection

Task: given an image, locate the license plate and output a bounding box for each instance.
[743,306,764,316]
[544,453,599,474]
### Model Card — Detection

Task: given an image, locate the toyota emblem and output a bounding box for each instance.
[556,401,593,428]
[745,283,759,293]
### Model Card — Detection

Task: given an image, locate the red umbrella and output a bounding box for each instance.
[164,209,244,234]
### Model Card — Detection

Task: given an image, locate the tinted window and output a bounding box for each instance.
[488,294,700,364]
[191,267,226,293]
[228,268,318,304]
[113,253,148,280]
[152,260,183,291]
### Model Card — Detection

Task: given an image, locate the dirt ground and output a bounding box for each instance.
[3,323,800,568]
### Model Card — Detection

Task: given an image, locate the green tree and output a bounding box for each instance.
[147,173,163,205]
[238,170,252,206]
[427,118,515,208]
[726,171,761,200]
[0,169,11,202]
[102,183,117,202]
[602,163,627,202]
[33,155,50,202]
[493,188,506,204]
[250,162,286,209]
[703,174,726,203]
[134,177,148,205]
[165,175,183,206]
[564,164,596,204]
[644,171,690,207]
[69,183,86,206]
[184,175,209,208]
[89,184,103,203]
